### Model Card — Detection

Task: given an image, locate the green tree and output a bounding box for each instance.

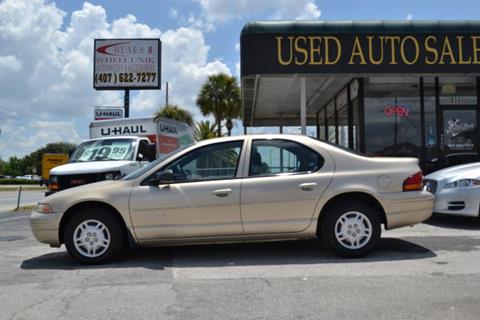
[0,158,6,175]
[154,104,193,126]
[196,73,242,137]
[27,143,77,176]
[194,120,220,141]
[0,142,77,177]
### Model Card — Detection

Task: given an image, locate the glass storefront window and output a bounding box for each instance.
[350,79,360,151]
[326,100,336,143]
[318,109,326,141]
[423,77,437,169]
[364,77,421,158]
[438,77,478,167]
[337,89,349,147]
[439,77,477,104]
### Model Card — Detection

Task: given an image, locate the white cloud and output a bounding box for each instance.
[406,13,414,20]
[0,0,230,159]
[196,0,321,24]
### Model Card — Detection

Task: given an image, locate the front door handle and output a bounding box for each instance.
[213,188,232,197]
[299,182,317,191]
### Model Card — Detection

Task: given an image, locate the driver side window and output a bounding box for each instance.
[163,140,243,182]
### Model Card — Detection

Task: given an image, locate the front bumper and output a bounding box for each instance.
[30,211,61,247]
[380,190,434,229]
[433,187,480,217]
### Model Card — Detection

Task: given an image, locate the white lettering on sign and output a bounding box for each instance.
[94,108,124,120]
[100,125,148,136]
[158,123,178,134]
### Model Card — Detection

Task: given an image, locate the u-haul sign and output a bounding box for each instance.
[94,108,124,120]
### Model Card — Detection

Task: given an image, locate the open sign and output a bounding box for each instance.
[384,106,410,117]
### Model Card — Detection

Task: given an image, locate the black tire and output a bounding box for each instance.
[321,201,381,258]
[64,207,125,265]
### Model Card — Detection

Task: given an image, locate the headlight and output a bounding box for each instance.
[104,171,121,180]
[444,179,480,189]
[35,203,54,214]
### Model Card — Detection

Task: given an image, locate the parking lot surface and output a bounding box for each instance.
[1,211,479,320]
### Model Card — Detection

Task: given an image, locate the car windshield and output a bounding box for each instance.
[122,144,192,180]
[70,138,137,162]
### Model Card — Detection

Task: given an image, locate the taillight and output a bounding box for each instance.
[403,171,423,191]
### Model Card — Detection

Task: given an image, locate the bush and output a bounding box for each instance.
[0,179,41,185]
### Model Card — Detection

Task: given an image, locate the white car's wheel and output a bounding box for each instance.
[322,201,381,258]
[64,208,124,264]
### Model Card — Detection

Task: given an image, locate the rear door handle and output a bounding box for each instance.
[299,183,317,191]
[213,188,232,197]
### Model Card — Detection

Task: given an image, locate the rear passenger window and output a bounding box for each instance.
[249,139,323,177]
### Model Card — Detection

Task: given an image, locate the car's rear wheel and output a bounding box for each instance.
[321,202,381,258]
[64,208,124,264]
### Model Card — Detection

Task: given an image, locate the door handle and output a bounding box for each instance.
[299,182,317,191]
[213,188,232,197]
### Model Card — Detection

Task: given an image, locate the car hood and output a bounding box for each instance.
[50,161,135,175]
[426,162,480,181]
[42,179,133,211]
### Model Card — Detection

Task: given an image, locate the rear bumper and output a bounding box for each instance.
[380,190,434,229]
[30,211,61,247]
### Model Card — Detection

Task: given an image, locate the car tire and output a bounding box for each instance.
[321,201,381,258]
[64,208,124,265]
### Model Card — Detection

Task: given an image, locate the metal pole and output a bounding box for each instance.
[16,186,22,210]
[166,82,169,106]
[124,89,130,118]
[300,77,307,135]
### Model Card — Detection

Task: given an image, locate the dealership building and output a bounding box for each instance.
[240,20,480,172]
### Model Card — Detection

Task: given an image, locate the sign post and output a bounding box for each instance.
[124,89,130,118]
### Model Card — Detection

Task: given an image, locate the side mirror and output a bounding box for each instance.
[138,143,156,162]
[149,169,174,186]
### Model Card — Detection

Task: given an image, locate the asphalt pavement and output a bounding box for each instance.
[0,212,479,320]
[0,190,45,212]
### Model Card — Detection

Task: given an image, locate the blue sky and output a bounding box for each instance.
[1,0,480,159]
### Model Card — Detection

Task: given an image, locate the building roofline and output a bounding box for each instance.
[241,20,480,36]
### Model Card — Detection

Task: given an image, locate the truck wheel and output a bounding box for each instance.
[64,208,124,264]
[321,201,381,258]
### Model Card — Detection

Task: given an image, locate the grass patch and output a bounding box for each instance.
[0,179,41,185]
[13,205,36,212]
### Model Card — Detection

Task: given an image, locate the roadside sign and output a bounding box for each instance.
[42,154,69,180]
[94,38,161,90]
[94,107,124,120]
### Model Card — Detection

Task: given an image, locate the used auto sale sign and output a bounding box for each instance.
[94,38,161,90]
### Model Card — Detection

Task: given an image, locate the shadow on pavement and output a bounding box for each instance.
[21,237,435,270]
[425,213,480,230]
[21,247,172,271]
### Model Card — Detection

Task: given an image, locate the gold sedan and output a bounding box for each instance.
[31,135,433,264]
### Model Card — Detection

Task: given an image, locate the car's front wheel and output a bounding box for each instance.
[64,208,124,264]
[321,202,381,258]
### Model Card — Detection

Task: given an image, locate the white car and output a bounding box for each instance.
[31,135,433,264]
[424,162,480,217]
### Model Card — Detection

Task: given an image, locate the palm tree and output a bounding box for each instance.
[196,73,241,137]
[154,104,193,126]
[194,120,219,141]
[223,78,241,136]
